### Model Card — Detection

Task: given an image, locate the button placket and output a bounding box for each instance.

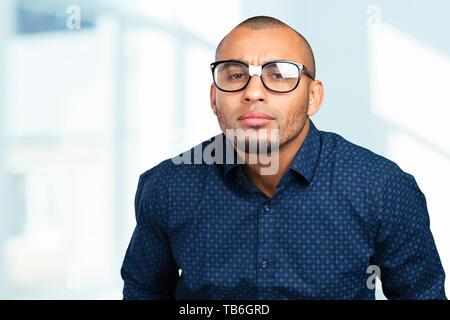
[256,201,272,298]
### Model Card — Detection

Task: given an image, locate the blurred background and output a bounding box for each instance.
[0,0,449,299]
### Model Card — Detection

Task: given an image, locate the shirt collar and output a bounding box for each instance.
[222,134,241,177]
[288,119,321,184]
[222,119,322,184]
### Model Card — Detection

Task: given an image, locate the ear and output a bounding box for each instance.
[210,83,217,116]
[307,80,324,117]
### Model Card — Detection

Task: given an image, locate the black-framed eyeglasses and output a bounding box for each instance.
[210,59,315,93]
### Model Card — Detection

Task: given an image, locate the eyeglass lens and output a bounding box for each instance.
[214,61,300,92]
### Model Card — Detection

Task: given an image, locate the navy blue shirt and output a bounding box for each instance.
[121,120,446,299]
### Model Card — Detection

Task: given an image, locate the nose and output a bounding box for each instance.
[241,75,268,104]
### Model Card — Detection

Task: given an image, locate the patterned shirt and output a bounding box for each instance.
[121,119,446,299]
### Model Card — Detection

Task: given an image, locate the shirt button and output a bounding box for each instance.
[263,204,270,213]
[261,260,268,268]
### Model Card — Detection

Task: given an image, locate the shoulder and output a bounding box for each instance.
[316,128,423,224]
[320,127,410,179]
[320,131,418,193]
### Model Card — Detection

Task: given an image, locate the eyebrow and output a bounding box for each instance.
[230,59,273,65]
[221,58,303,66]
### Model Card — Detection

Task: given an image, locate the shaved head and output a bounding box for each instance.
[215,16,316,78]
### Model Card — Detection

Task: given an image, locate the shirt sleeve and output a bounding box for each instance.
[372,171,446,300]
[120,167,179,299]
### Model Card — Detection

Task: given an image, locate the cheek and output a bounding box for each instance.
[276,94,307,118]
[276,96,308,133]
[215,94,242,116]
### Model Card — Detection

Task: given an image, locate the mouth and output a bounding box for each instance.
[238,110,275,127]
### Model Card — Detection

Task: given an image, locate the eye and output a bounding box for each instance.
[270,73,283,79]
[229,73,245,80]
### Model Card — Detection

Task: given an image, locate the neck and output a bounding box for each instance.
[238,118,310,198]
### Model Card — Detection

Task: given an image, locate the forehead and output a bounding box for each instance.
[217,27,305,65]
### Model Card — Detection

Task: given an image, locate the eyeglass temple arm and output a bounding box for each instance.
[302,65,315,80]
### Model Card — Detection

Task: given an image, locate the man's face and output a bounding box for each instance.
[210,27,312,153]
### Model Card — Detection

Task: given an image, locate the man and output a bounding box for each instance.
[121,16,446,299]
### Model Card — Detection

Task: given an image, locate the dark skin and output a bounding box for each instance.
[210,27,324,198]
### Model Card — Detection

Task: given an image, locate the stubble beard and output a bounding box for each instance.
[216,105,308,155]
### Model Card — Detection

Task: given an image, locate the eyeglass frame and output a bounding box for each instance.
[210,59,315,93]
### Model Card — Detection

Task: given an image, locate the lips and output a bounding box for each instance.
[238,110,274,126]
